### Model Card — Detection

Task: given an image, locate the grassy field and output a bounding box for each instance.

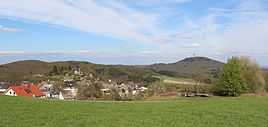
[1,96,268,127]
[154,75,196,84]
[153,75,214,92]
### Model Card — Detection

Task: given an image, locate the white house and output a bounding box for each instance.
[0,89,6,94]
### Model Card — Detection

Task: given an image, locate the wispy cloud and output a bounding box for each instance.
[0,25,23,32]
[0,51,25,55]
[182,43,200,48]
[0,0,268,65]
[0,0,165,42]
[174,0,268,58]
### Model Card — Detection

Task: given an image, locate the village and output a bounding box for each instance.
[0,65,148,100]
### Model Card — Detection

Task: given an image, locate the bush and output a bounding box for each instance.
[131,93,144,101]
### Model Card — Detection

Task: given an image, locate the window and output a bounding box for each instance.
[24,89,32,93]
[10,91,12,94]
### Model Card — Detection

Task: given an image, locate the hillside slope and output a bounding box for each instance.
[0,57,225,83]
[0,60,155,83]
[149,57,225,82]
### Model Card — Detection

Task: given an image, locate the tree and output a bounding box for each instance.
[59,66,64,74]
[68,66,72,71]
[109,87,121,101]
[52,81,63,93]
[264,71,268,92]
[52,65,58,75]
[239,56,266,93]
[76,83,101,100]
[217,57,247,96]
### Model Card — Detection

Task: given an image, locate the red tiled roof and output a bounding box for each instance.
[40,80,47,85]
[6,84,45,97]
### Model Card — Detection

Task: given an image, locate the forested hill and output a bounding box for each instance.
[0,57,230,84]
[0,60,155,83]
[148,57,225,83]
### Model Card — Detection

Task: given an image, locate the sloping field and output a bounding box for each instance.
[1,95,268,127]
[163,79,194,85]
[155,75,196,85]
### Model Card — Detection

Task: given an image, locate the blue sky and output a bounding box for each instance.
[0,0,268,65]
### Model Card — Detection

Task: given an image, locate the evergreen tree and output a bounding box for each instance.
[68,66,72,71]
[60,66,64,74]
[52,65,58,75]
[217,57,247,96]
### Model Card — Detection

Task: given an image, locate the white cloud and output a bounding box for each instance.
[0,51,25,55]
[0,25,23,32]
[1,0,268,65]
[0,0,166,42]
[182,43,200,48]
[174,0,268,59]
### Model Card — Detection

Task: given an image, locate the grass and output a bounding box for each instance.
[1,95,268,127]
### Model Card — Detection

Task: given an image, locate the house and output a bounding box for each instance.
[0,82,7,94]
[63,80,78,96]
[101,83,130,97]
[59,90,75,100]
[21,81,29,86]
[3,84,45,97]
[74,65,83,75]
[116,84,130,97]
[0,89,6,94]
[130,83,148,95]
[38,80,60,98]
[46,91,61,99]
[100,88,110,95]
[100,84,111,95]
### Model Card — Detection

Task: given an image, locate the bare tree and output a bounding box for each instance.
[239,56,266,93]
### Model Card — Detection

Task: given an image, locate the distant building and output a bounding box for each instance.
[0,82,7,94]
[37,80,59,98]
[74,65,83,75]
[3,84,45,97]
[59,91,75,100]
[101,83,130,97]
[117,84,130,97]
[129,83,148,95]
[60,80,78,99]
[21,81,29,86]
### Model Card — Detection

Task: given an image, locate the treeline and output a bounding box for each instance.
[49,65,73,75]
[94,66,159,84]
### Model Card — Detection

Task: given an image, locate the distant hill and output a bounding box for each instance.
[0,60,155,83]
[148,57,225,83]
[0,57,225,84]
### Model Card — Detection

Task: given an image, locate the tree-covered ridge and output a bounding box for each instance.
[0,60,158,84]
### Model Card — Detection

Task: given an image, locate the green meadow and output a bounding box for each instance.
[1,95,268,127]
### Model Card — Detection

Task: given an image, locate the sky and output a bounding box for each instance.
[0,0,268,65]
